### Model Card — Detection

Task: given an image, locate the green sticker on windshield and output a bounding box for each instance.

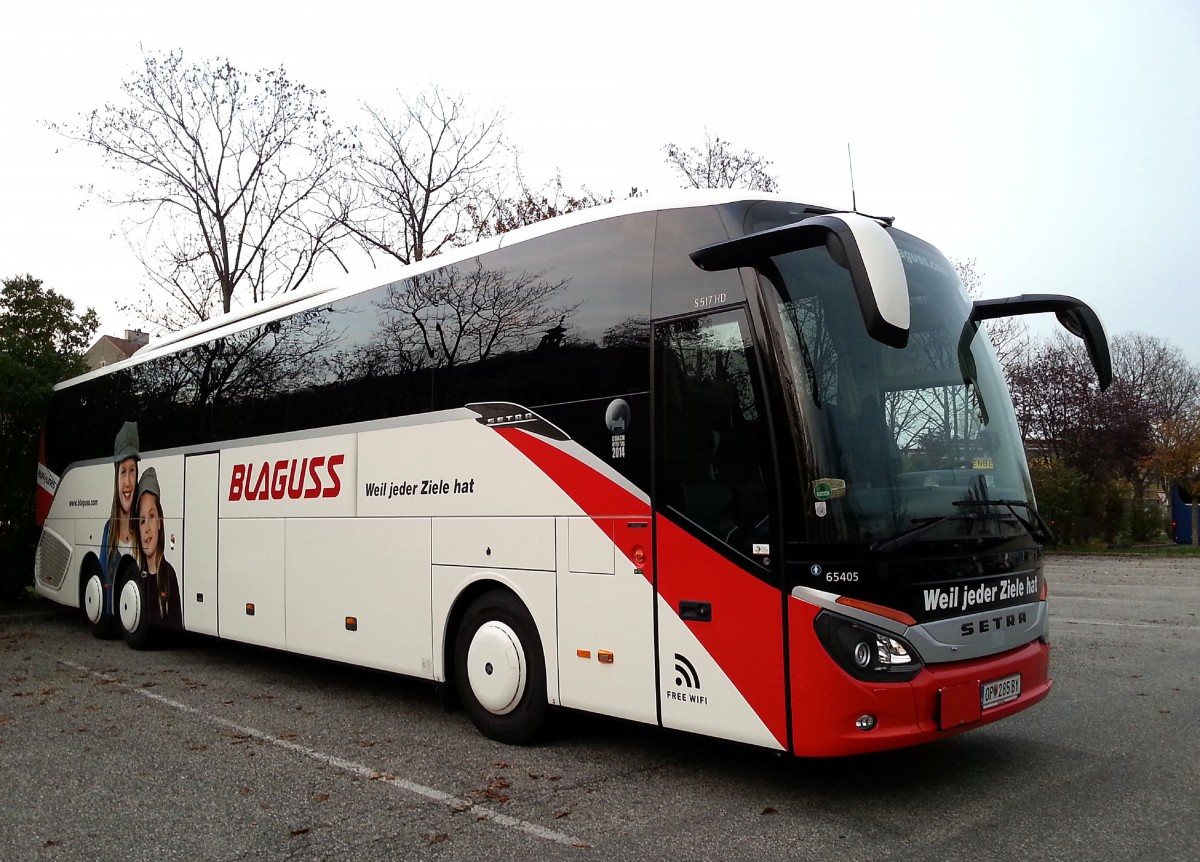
[813,478,846,500]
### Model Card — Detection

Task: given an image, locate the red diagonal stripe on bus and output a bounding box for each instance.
[493,425,788,749]
[653,513,788,748]
[493,424,650,553]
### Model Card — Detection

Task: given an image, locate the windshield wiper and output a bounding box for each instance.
[872,497,1050,556]
[870,513,983,556]
[952,498,1055,544]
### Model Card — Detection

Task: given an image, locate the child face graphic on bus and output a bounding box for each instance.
[110,421,141,546]
[118,458,138,517]
[133,466,182,628]
[138,491,163,571]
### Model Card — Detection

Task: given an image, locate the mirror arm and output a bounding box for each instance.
[691,212,910,348]
[971,293,1112,390]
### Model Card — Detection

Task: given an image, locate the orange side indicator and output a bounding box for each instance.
[245,603,255,616]
[345,617,358,631]
[576,649,591,659]
[598,650,614,664]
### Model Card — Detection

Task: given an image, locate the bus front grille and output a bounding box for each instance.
[35,529,72,590]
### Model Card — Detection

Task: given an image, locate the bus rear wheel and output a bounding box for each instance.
[79,562,115,639]
[454,590,548,744]
[117,569,154,650]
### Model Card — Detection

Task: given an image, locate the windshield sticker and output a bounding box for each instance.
[897,248,953,276]
[812,478,846,501]
[972,457,995,470]
[815,501,827,518]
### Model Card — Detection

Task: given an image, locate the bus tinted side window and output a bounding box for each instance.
[430,213,655,411]
[651,207,744,320]
[48,212,660,468]
[430,214,656,488]
[44,373,120,474]
[125,347,211,451]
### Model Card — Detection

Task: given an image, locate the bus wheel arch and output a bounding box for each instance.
[442,578,508,702]
[451,586,549,744]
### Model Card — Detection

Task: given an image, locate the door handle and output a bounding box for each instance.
[679,600,712,622]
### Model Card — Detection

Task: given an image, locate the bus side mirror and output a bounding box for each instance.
[691,212,911,348]
[971,294,1112,390]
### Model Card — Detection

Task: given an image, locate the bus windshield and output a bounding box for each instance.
[762,230,1034,547]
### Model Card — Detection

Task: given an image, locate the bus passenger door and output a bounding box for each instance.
[183,453,219,636]
[653,310,788,750]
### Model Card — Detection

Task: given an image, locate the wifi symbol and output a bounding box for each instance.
[674,654,700,689]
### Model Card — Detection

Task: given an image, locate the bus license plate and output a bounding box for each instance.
[981,673,1021,710]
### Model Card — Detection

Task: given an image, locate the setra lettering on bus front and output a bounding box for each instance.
[961,610,1028,637]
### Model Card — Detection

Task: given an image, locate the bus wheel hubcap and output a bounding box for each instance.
[84,575,104,624]
[466,621,525,715]
[119,579,141,633]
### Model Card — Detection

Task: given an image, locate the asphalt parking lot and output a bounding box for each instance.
[1,554,1196,861]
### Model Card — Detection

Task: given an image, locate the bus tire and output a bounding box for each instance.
[454,590,548,745]
[79,561,115,639]
[117,568,154,650]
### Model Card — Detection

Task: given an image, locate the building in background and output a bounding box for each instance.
[84,329,149,370]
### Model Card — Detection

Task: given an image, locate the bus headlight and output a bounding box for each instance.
[814,611,922,682]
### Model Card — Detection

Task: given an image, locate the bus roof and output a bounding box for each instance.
[57,189,818,391]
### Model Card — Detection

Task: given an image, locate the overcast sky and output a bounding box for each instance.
[2,0,1197,364]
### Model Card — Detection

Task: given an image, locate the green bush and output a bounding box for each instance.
[1129,499,1167,543]
[0,275,97,599]
[1096,480,1130,544]
[1029,459,1087,545]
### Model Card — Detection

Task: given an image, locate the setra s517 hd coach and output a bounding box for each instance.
[34,191,1110,756]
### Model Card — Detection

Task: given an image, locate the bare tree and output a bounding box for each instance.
[344,86,507,264]
[370,260,573,370]
[468,167,631,237]
[1142,407,1200,545]
[952,258,1029,371]
[663,132,779,192]
[1111,332,1200,423]
[1110,332,1200,502]
[1007,328,1200,541]
[53,50,352,326]
[1006,332,1098,463]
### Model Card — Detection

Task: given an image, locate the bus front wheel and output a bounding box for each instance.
[454,590,548,744]
[79,562,115,639]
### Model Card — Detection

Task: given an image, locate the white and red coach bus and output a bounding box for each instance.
[32,191,1110,756]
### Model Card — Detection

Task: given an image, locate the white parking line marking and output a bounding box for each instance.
[59,659,587,848]
[1051,617,1195,629]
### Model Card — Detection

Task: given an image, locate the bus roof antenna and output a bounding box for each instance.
[845,145,896,226]
[848,143,858,213]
